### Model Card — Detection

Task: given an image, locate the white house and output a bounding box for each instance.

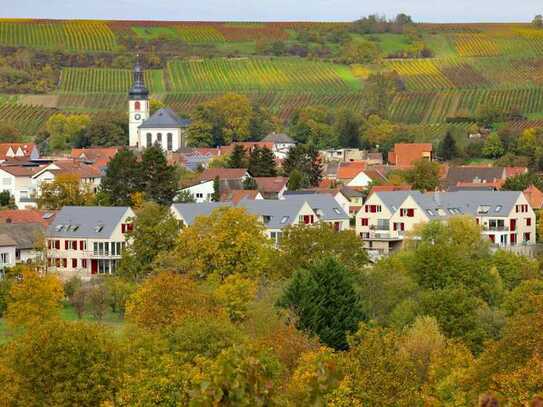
[128,58,190,152]
[0,234,16,271]
[0,223,44,265]
[356,190,537,257]
[261,133,296,160]
[33,160,102,195]
[179,168,250,203]
[46,206,135,280]
[0,165,43,208]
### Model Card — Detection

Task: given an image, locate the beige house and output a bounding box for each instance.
[356,191,536,257]
[0,165,43,208]
[46,206,135,280]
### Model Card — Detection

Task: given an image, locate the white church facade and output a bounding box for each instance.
[128,59,190,151]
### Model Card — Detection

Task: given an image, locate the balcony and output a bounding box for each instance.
[482,226,510,232]
[363,231,404,241]
[47,249,123,259]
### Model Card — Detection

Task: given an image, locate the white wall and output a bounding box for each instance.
[138,128,185,152]
[180,181,214,203]
[0,245,16,270]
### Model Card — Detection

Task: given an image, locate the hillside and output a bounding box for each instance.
[1,19,543,141]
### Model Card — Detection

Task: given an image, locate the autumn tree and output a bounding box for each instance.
[166,207,272,279]
[402,158,440,191]
[278,257,365,350]
[118,202,180,281]
[215,274,257,322]
[364,72,402,118]
[97,149,141,206]
[482,133,505,159]
[5,267,63,330]
[36,173,95,209]
[46,113,90,150]
[84,111,128,147]
[339,39,380,64]
[0,320,119,406]
[275,223,368,277]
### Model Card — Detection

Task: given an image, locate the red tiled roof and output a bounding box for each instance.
[254,177,288,193]
[524,185,543,209]
[200,168,247,181]
[505,166,528,178]
[369,184,412,195]
[221,189,261,204]
[38,160,102,179]
[0,143,37,160]
[388,143,433,167]
[0,165,44,177]
[71,147,119,167]
[0,209,56,227]
[336,161,367,180]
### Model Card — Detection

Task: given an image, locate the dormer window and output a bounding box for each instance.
[477,205,490,215]
[95,224,104,233]
[280,216,289,224]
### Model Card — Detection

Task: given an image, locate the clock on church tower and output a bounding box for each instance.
[128,55,150,148]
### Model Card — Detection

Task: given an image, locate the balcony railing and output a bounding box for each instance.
[483,226,510,232]
[363,231,404,241]
[47,249,123,259]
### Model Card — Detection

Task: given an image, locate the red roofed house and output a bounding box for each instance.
[0,143,39,163]
[254,177,289,199]
[388,143,433,168]
[71,147,119,168]
[523,185,543,209]
[0,164,45,208]
[221,189,263,204]
[336,162,374,188]
[33,160,103,195]
[0,209,56,227]
[180,168,250,203]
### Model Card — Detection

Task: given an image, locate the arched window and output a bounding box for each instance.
[146,133,152,148]
[157,133,162,146]
[134,101,141,111]
[167,133,173,151]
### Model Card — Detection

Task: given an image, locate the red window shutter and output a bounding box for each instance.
[361,218,368,226]
[82,259,87,268]
[64,240,68,250]
[128,223,134,232]
[400,223,405,231]
[55,240,60,250]
[72,241,77,250]
[55,258,60,267]
[48,240,51,249]
[527,218,532,226]
[510,219,516,231]
[121,224,126,233]
[393,223,398,231]
[365,205,368,212]
[62,259,67,268]
[510,234,516,244]
[72,259,77,268]
[407,209,414,217]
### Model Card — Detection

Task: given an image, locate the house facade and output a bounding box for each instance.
[179,168,250,203]
[46,206,135,279]
[356,190,536,257]
[0,165,42,208]
[0,234,16,271]
[0,223,44,264]
[388,143,433,167]
[0,143,39,163]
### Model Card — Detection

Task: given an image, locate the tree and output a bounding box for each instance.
[140,145,180,205]
[339,40,381,64]
[364,72,402,117]
[126,272,217,330]
[334,109,362,148]
[438,131,458,161]
[165,207,271,279]
[363,114,398,146]
[46,113,90,151]
[242,176,258,190]
[70,286,88,319]
[283,144,323,188]
[212,176,221,202]
[0,190,15,208]
[118,202,180,281]
[276,223,368,277]
[104,276,135,318]
[278,257,366,350]
[86,282,109,321]
[402,158,440,191]
[502,172,543,191]
[0,123,21,143]
[215,274,257,322]
[287,169,304,191]
[289,106,334,147]
[85,111,128,147]
[533,15,543,28]
[0,320,119,406]
[248,146,277,177]
[97,149,141,206]
[482,133,505,159]
[36,173,95,209]
[228,144,248,168]
[4,267,63,330]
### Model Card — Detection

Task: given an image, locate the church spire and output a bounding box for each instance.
[129,54,149,100]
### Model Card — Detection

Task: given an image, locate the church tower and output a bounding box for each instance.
[128,55,150,148]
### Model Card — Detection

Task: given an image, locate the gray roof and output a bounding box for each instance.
[0,223,44,249]
[139,108,191,129]
[284,194,350,221]
[47,206,131,238]
[374,190,523,218]
[340,186,364,199]
[237,199,308,229]
[262,133,295,144]
[0,233,16,247]
[442,166,505,191]
[172,202,230,225]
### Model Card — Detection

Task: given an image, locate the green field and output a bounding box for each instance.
[167,58,362,92]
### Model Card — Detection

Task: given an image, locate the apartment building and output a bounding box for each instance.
[356,190,536,256]
[46,206,135,279]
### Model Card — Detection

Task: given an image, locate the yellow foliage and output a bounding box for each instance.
[215,274,257,322]
[350,64,371,79]
[5,267,63,330]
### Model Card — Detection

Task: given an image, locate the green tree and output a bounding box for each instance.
[438,131,458,161]
[97,149,141,206]
[402,158,440,191]
[287,169,304,191]
[532,14,543,27]
[228,144,248,168]
[242,176,258,190]
[278,257,365,350]
[118,202,180,281]
[334,108,362,148]
[364,72,402,118]
[248,146,277,177]
[283,144,323,187]
[46,113,90,151]
[85,111,128,147]
[482,133,505,159]
[339,40,381,64]
[36,173,95,210]
[0,320,119,406]
[212,176,221,202]
[276,223,368,276]
[140,145,180,205]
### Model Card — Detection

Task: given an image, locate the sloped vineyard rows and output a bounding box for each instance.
[0,103,56,134]
[59,68,165,93]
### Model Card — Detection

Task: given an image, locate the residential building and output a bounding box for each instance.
[261,133,296,159]
[0,209,56,227]
[320,148,383,164]
[388,143,433,167]
[46,206,135,279]
[221,189,264,204]
[0,164,43,208]
[336,161,372,188]
[128,59,190,151]
[441,165,528,191]
[0,223,44,264]
[179,168,250,203]
[0,234,16,271]
[71,147,119,168]
[254,177,289,199]
[284,186,363,218]
[33,160,103,193]
[0,143,39,163]
[283,194,350,231]
[524,185,543,209]
[356,190,536,257]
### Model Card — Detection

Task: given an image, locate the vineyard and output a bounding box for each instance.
[59,68,166,93]
[0,20,116,51]
[0,103,57,135]
[167,58,361,93]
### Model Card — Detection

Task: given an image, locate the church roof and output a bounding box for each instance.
[139,108,191,129]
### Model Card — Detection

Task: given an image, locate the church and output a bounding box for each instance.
[128,59,190,151]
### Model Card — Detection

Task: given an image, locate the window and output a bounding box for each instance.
[527,218,532,226]
[524,232,531,242]
[157,133,162,146]
[94,242,98,255]
[79,240,85,251]
[280,216,289,224]
[95,224,104,233]
[196,193,203,199]
[62,259,67,268]
[426,209,434,216]
[72,241,77,250]
[72,259,77,268]
[495,205,502,213]
[361,218,369,226]
[510,233,517,245]
[55,240,60,250]
[333,208,341,215]
[477,205,490,215]
[134,101,141,111]
[82,259,87,268]
[146,133,152,148]
[64,240,68,250]
[0,253,8,264]
[167,133,173,151]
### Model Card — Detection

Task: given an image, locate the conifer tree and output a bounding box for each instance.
[248,146,277,177]
[228,144,247,168]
